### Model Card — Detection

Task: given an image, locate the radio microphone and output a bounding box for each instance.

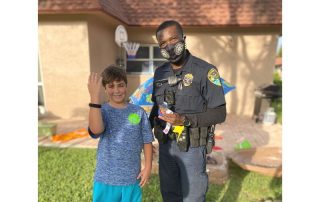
[155,76,182,86]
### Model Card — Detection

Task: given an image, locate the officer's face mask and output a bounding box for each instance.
[160,40,185,64]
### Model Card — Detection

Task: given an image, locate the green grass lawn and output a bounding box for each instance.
[39,147,282,202]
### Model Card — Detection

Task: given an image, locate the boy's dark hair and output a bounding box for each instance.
[156,20,184,39]
[101,65,127,87]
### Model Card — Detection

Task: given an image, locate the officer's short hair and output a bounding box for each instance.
[101,65,127,87]
[156,20,184,39]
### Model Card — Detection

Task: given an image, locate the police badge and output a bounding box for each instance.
[207,68,221,86]
[183,73,193,87]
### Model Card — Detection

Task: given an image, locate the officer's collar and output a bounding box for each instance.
[180,50,192,73]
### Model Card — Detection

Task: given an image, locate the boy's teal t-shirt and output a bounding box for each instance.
[89,103,154,186]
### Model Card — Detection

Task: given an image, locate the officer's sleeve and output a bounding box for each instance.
[88,108,106,139]
[185,104,226,127]
[141,110,155,143]
[203,66,226,108]
[184,66,226,127]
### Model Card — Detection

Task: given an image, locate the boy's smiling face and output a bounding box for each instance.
[105,80,127,106]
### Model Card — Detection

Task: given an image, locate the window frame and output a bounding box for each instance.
[125,44,166,75]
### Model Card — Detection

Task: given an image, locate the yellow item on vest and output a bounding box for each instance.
[173,125,185,139]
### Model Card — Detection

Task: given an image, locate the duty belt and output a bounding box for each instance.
[154,116,215,153]
[189,127,209,147]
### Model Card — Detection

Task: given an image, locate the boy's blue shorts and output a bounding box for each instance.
[93,181,142,202]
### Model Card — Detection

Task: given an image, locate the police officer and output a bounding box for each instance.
[149,20,226,202]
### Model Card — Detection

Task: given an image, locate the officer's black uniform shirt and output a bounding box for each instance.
[150,50,226,128]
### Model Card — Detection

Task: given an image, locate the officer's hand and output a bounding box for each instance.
[158,112,185,125]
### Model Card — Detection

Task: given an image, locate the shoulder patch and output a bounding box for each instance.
[207,68,221,86]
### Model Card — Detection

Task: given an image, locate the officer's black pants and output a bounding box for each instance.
[159,140,208,202]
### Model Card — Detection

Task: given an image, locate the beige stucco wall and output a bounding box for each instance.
[187,33,278,116]
[39,15,91,119]
[87,14,119,73]
[39,13,122,119]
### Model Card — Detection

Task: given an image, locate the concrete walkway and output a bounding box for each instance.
[38,114,282,158]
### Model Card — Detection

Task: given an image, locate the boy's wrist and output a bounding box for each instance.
[144,163,152,169]
[90,98,101,104]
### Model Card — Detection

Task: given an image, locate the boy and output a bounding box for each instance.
[87,65,154,202]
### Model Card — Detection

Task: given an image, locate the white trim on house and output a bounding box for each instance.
[125,43,166,74]
[38,51,46,116]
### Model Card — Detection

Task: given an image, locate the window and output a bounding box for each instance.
[125,44,166,73]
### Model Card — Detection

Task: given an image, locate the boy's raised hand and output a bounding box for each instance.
[87,72,103,103]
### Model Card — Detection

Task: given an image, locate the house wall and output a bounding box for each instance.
[39,15,91,119]
[39,13,122,119]
[187,32,278,116]
[87,14,119,74]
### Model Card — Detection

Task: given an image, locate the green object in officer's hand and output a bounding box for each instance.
[235,139,252,150]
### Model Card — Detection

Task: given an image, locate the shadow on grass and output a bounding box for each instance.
[142,162,282,202]
[142,162,250,202]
